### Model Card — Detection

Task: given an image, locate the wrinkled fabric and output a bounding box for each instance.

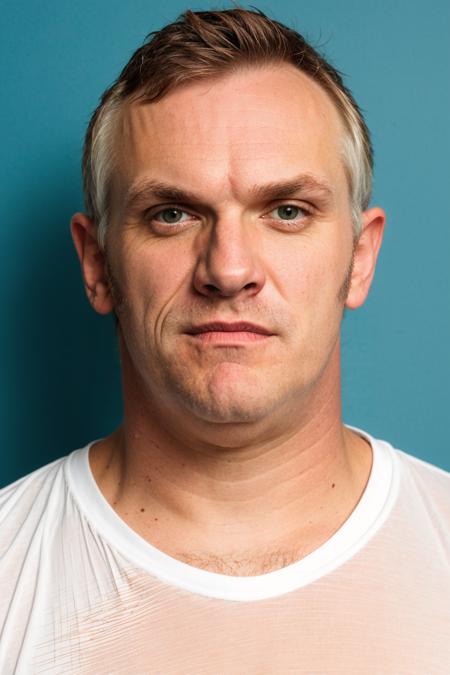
[0,427,449,674]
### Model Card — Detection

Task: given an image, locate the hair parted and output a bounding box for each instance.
[82,7,373,248]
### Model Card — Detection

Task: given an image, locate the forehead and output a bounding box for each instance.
[114,64,347,204]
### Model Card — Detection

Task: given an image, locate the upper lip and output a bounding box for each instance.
[187,322,274,335]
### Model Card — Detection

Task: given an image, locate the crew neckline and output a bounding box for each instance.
[66,426,399,602]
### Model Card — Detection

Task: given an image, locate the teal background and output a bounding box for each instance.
[1,0,449,487]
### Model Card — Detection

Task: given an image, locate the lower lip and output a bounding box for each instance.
[188,331,272,344]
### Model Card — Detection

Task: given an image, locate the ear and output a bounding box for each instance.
[70,213,114,315]
[345,207,386,310]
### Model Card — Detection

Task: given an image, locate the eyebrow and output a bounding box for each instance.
[124,173,335,212]
[248,174,334,203]
[125,181,203,212]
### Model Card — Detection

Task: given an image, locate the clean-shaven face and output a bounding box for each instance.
[106,64,356,424]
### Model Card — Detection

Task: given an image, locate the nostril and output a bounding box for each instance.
[204,283,220,293]
[193,254,265,299]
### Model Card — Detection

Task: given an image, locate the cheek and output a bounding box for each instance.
[267,240,346,305]
[117,241,191,315]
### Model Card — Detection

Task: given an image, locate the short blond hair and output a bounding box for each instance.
[82,8,373,248]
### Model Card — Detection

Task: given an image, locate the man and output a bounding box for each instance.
[1,8,448,673]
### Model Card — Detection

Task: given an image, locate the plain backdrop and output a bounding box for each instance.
[1,0,449,486]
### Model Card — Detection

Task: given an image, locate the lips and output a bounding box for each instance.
[187,322,274,336]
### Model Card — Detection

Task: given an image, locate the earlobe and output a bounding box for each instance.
[70,212,114,315]
[345,207,386,310]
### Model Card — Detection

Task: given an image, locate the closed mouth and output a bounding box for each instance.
[187,322,274,336]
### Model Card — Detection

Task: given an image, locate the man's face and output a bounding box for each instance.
[100,65,371,425]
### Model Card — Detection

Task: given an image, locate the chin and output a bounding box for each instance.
[160,359,290,425]
[190,400,270,425]
[174,379,282,425]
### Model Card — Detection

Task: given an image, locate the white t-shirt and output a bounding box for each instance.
[0,427,449,674]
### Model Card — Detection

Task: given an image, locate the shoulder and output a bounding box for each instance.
[352,424,450,491]
[394,444,450,488]
[0,453,74,556]
[394,445,450,512]
[0,449,92,669]
[351,425,450,523]
[384,443,450,566]
[371,433,450,548]
[1,454,68,498]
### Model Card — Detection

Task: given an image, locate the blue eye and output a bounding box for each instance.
[154,208,190,224]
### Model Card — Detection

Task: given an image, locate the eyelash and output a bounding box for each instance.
[145,202,314,231]
[265,204,313,226]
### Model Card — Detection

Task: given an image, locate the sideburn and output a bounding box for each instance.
[337,238,358,304]
[104,255,126,331]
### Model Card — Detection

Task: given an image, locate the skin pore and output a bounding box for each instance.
[71,64,385,575]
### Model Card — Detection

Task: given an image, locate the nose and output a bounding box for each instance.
[193,217,265,299]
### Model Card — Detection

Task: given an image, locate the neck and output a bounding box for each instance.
[90,348,373,575]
